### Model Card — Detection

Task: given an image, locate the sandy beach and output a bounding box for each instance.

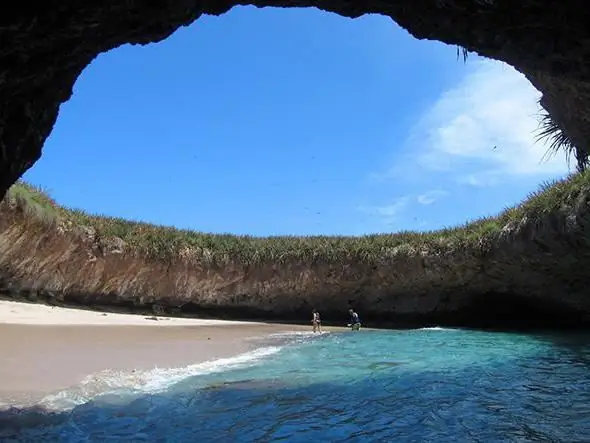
[0,301,314,408]
[0,300,266,326]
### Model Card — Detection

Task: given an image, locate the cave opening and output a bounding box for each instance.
[17,6,570,238]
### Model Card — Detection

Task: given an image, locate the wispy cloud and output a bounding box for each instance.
[357,196,410,226]
[361,57,573,230]
[416,189,448,205]
[357,190,448,227]
[376,58,572,187]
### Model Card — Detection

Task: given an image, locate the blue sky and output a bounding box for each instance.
[24,7,571,236]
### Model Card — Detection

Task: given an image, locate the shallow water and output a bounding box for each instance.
[2,328,590,442]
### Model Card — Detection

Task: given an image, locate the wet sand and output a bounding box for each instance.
[0,301,319,408]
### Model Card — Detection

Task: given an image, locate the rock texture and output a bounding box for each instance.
[1,187,590,330]
[1,2,590,197]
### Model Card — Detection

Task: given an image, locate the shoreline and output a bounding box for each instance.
[0,301,329,409]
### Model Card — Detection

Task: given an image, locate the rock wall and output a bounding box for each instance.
[2,189,590,330]
[1,1,590,197]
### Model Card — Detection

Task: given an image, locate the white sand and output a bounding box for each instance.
[0,300,261,326]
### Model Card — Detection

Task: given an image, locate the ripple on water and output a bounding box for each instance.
[2,329,590,442]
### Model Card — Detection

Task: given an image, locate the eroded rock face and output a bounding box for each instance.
[1,189,590,330]
[1,1,590,197]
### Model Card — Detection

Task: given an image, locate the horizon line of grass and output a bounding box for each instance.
[3,170,590,265]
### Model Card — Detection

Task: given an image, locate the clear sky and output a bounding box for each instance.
[23,6,571,236]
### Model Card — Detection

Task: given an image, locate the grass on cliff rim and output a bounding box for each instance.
[5,181,59,225]
[4,171,590,265]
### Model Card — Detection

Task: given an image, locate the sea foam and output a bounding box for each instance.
[39,346,282,410]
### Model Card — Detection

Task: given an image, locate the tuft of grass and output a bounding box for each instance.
[3,170,590,266]
[5,181,60,225]
[537,111,576,166]
[456,46,469,63]
[536,111,589,173]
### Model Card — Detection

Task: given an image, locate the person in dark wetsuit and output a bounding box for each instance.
[348,309,361,331]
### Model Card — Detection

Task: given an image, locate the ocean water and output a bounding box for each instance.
[2,328,590,442]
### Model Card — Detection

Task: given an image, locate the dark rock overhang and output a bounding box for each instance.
[1,1,589,197]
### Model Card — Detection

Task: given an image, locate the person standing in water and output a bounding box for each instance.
[312,309,322,333]
[348,308,361,331]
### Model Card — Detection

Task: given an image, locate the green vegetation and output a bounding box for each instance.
[536,110,589,173]
[4,170,589,267]
[5,182,60,225]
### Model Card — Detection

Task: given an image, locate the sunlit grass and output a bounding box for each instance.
[5,181,60,225]
[5,170,589,265]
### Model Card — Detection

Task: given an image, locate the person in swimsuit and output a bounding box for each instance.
[312,308,322,333]
[348,309,361,331]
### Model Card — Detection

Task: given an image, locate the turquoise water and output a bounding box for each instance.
[2,328,590,442]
